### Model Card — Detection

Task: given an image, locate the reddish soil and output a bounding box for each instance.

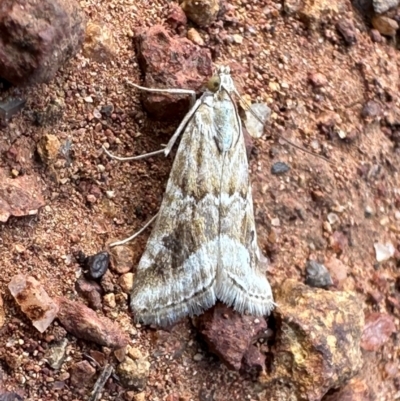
[0,0,400,400]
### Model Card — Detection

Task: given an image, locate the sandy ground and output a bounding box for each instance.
[1,0,400,400]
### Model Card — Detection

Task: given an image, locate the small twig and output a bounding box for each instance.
[83,354,120,382]
[89,364,114,401]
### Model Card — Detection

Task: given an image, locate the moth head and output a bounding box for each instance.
[217,65,230,75]
[207,65,236,93]
[206,74,221,93]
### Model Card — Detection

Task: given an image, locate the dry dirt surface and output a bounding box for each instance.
[1,0,400,400]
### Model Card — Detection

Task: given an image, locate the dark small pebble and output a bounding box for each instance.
[76,250,87,266]
[101,104,114,117]
[271,162,290,175]
[305,260,333,288]
[80,251,110,280]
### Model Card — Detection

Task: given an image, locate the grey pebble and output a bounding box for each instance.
[101,104,114,117]
[305,260,333,288]
[271,162,290,175]
[373,0,399,14]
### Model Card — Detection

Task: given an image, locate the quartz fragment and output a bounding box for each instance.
[8,275,59,333]
[0,98,26,121]
[244,103,271,139]
[374,242,395,262]
[271,162,290,175]
[305,260,333,288]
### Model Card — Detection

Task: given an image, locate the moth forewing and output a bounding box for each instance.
[213,80,274,316]
[130,99,220,326]
[129,66,274,326]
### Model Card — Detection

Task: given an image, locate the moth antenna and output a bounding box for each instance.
[109,214,158,247]
[102,146,166,161]
[278,136,334,165]
[234,88,257,117]
[234,89,333,164]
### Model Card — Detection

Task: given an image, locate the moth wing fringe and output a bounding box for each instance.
[131,285,217,327]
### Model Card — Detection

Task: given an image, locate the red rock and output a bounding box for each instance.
[75,277,103,310]
[56,296,129,349]
[329,231,349,254]
[100,270,116,293]
[166,3,187,29]
[110,246,134,274]
[361,312,395,351]
[0,169,45,222]
[89,350,107,367]
[370,29,382,43]
[69,360,96,388]
[135,25,212,120]
[0,0,86,85]
[308,71,328,87]
[325,257,348,288]
[241,345,266,373]
[196,303,268,370]
[336,19,357,45]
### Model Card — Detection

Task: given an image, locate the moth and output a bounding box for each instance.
[108,66,274,326]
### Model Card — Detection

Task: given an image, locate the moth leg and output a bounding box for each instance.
[109,214,158,247]
[102,146,166,161]
[125,80,197,107]
[164,97,204,155]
